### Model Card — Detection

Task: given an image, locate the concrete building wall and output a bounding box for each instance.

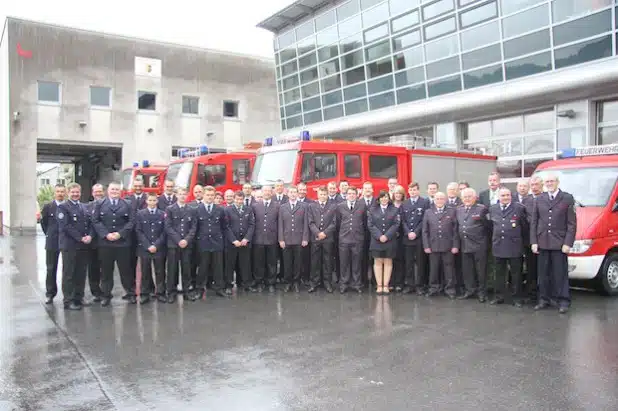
[5,17,281,230]
[0,21,11,228]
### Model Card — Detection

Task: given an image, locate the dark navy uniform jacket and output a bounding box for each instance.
[93,198,135,247]
[126,193,148,213]
[274,193,289,204]
[224,204,255,244]
[456,203,489,253]
[422,206,460,252]
[367,204,401,252]
[164,203,197,248]
[57,201,93,251]
[252,200,280,245]
[489,202,528,259]
[308,201,337,243]
[401,197,430,246]
[85,200,102,248]
[530,190,577,251]
[446,197,463,209]
[278,202,309,245]
[337,201,367,245]
[41,201,62,250]
[158,194,177,211]
[195,203,227,252]
[135,208,167,258]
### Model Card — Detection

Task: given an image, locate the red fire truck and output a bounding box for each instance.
[250,135,497,200]
[121,161,167,197]
[165,145,256,201]
[533,144,618,296]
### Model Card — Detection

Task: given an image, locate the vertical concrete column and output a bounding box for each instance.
[10,128,37,232]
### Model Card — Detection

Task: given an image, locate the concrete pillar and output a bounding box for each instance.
[9,126,37,233]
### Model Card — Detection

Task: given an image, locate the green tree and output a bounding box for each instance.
[37,185,55,209]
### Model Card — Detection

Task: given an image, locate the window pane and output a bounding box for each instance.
[316,9,337,31]
[340,32,364,53]
[324,104,344,120]
[286,115,303,129]
[296,21,315,41]
[338,1,360,21]
[366,40,392,61]
[362,2,390,28]
[90,86,110,107]
[502,4,549,39]
[504,51,551,80]
[302,81,320,98]
[493,115,523,135]
[599,125,618,145]
[304,110,323,125]
[557,127,586,150]
[342,66,366,85]
[427,75,461,97]
[369,92,396,110]
[321,74,342,92]
[300,68,319,84]
[463,64,503,89]
[394,46,424,70]
[552,0,613,23]
[425,33,459,62]
[524,111,554,132]
[280,48,297,63]
[460,1,498,28]
[313,154,337,180]
[496,159,522,179]
[344,83,367,100]
[278,31,296,49]
[317,26,339,47]
[346,98,369,115]
[426,55,460,79]
[460,20,500,51]
[368,75,394,94]
[422,0,455,21]
[524,134,554,154]
[344,154,362,178]
[390,0,420,16]
[232,159,251,185]
[299,52,318,69]
[199,164,227,186]
[465,120,492,140]
[461,44,501,70]
[395,66,425,86]
[285,102,302,117]
[397,83,427,103]
[501,0,544,15]
[284,87,301,103]
[303,96,321,112]
[503,29,550,60]
[341,49,365,69]
[322,89,343,106]
[392,10,420,33]
[599,100,618,123]
[319,59,341,78]
[554,34,612,69]
[319,44,340,62]
[369,155,398,178]
[283,75,300,90]
[552,10,612,47]
[367,57,393,77]
[138,91,156,110]
[38,81,60,102]
[282,60,299,76]
[182,96,198,114]
[424,17,456,40]
[297,36,316,56]
[339,15,362,38]
[493,137,523,156]
[392,30,422,51]
[364,23,389,43]
[362,0,383,10]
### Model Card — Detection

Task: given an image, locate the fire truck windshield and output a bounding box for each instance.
[251,149,297,185]
[534,167,618,207]
[167,162,193,190]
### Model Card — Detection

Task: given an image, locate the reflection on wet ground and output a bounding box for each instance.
[1,234,618,410]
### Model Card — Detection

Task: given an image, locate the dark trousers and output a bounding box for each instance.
[45,249,60,298]
[283,245,303,285]
[429,251,455,295]
[310,241,334,287]
[226,246,251,288]
[524,248,538,298]
[403,244,423,288]
[462,251,488,296]
[339,242,362,289]
[417,250,429,292]
[332,238,340,285]
[361,234,373,287]
[87,248,102,297]
[392,242,405,288]
[198,250,224,291]
[253,244,278,286]
[191,246,200,289]
[454,253,464,294]
[61,249,88,304]
[167,247,192,296]
[494,256,523,301]
[301,246,311,284]
[99,247,134,299]
[140,255,165,296]
[538,249,570,307]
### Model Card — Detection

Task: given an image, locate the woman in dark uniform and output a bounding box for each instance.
[390,185,406,292]
[368,191,401,295]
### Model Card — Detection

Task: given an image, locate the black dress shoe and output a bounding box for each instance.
[80,299,92,307]
[457,292,475,300]
[416,290,426,296]
[339,287,347,294]
[559,306,569,314]
[293,283,300,293]
[513,301,523,308]
[534,302,549,310]
[426,291,438,297]
[447,294,457,300]
[489,298,504,305]
[215,290,229,298]
[121,294,130,300]
[402,286,413,294]
[394,286,403,293]
[268,285,276,293]
[45,297,54,305]
[308,286,317,293]
[101,298,111,307]
[139,295,150,304]
[167,295,176,304]
[478,296,487,303]
[128,296,137,304]
[92,296,102,303]
[66,302,82,311]
[225,288,233,295]
[356,288,363,294]
[324,284,333,293]
[256,284,264,292]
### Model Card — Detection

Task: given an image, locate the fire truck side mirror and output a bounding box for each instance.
[612,199,618,213]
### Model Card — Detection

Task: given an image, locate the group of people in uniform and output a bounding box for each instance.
[40,170,576,314]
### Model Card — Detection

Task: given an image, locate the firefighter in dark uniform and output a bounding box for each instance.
[196,186,228,297]
[489,188,528,307]
[85,184,105,302]
[224,191,255,293]
[456,188,490,302]
[41,184,66,304]
[126,178,149,297]
[57,183,93,310]
[337,187,367,293]
[278,186,309,292]
[523,176,544,301]
[135,193,167,304]
[531,174,577,314]
[164,187,197,303]
[158,179,177,210]
[297,182,313,286]
[92,181,136,306]
[446,182,464,294]
[307,186,337,293]
[328,181,344,286]
[360,182,376,289]
[422,192,460,298]
[252,185,280,293]
[401,182,430,295]
[189,185,205,291]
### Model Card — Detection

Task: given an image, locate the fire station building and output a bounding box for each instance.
[0,18,280,231]
[258,0,618,190]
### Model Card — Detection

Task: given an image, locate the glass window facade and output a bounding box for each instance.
[274,0,618,130]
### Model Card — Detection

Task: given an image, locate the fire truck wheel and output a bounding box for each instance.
[597,253,618,296]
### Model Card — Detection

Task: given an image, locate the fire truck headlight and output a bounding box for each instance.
[570,239,592,254]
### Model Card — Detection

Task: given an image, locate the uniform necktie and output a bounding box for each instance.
[502,205,507,211]
[349,203,353,211]
[151,210,155,215]
[112,199,117,207]
[550,194,554,201]
[208,204,212,213]
[245,198,250,206]
[265,201,269,208]
[366,199,370,206]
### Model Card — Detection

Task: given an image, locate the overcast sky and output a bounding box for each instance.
[1,0,292,58]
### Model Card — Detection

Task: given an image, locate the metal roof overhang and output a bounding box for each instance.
[280,57,618,139]
[257,0,334,33]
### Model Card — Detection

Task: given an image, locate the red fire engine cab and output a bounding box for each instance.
[165,145,256,201]
[121,161,167,197]
[250,133,497,200]
[534,144,618,296]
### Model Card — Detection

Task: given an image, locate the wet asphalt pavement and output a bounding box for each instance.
[1,234,618,411]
